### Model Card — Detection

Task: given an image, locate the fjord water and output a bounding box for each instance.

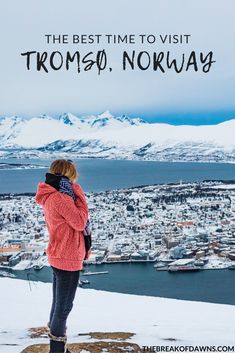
[11,263,235,305]
[1,158,235,193]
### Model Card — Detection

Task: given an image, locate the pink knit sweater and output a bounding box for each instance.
[35,182,90,271]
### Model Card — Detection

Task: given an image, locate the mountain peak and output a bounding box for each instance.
[116,114,147,126]
[59,112,79,126]
[97,110,114,119]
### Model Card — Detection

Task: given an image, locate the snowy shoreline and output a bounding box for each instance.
[0,162,48,170]
[1,154,235,164]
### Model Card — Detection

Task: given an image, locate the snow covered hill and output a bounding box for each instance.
[0,111,235,162]
[0,277,235,353]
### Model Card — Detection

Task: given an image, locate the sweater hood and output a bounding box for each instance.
[35,182,58,206]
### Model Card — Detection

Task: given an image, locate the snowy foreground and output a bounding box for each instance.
[0,278,235,353]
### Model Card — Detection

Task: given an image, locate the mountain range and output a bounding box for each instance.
[0,110,235,162]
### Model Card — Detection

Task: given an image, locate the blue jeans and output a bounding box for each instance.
[49,265,80,337]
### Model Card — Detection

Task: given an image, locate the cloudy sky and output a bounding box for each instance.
[0,0,234,124]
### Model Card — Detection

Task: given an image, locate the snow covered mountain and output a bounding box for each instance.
[0,111,235,162]
[0,111,145,148]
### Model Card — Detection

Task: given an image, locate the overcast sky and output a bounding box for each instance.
[0,0,234,124]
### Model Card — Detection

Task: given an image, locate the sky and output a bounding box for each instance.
[0,0,235,125]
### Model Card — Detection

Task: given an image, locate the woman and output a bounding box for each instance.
[35,159,90,353]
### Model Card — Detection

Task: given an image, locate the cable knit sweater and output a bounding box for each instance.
[35,182,90,271]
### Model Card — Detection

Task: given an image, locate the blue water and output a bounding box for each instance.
[7,263,235,305]
[0,158,235,193]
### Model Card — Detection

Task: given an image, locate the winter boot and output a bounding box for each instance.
[48,331,69,353]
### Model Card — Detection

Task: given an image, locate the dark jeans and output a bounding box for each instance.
[49,265,80,337]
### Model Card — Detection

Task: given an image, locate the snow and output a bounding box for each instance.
[97,110,114,119]
[0,277,235,353]
[12,260,31,270]
[168,259,194,266]
[10,117,80,148]
[210,184,235,190]
[93,120,235,148]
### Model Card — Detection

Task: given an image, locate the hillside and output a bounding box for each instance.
[0,277,235,352]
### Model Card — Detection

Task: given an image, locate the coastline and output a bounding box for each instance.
[1,153,235,164]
